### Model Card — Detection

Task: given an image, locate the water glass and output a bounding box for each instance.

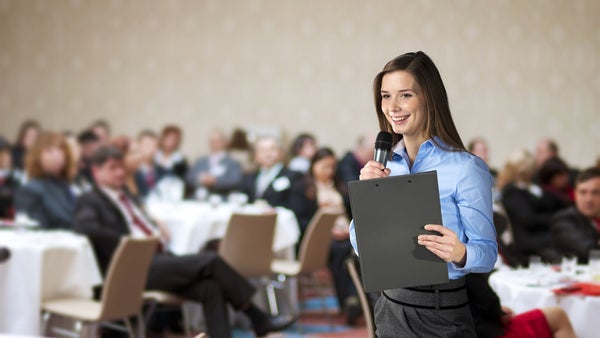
[529,255,543,273]
[561,256,578,276]
[589,250,600,281]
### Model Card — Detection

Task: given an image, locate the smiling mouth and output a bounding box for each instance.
[390,114,410,122]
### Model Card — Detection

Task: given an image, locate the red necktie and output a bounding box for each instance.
[118,193,154,236]
[594,218,600,234]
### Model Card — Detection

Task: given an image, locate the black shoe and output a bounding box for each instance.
[253,314,297,337]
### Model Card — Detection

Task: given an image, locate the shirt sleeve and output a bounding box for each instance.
[349,219,359,255]
[452,156,498,273]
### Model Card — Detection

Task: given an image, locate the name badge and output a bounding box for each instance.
[272,177,291,192]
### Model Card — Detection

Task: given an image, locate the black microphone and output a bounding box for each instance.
[0,247,10,264]
[373,131,393,167]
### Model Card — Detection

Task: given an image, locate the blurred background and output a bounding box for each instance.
[0,0,598,169]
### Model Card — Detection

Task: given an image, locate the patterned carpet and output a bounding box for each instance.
[232,296,369,338]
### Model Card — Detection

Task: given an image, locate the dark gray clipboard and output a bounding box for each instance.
[348,170,449,292]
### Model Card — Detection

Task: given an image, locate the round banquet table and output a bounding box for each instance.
[0,229,102,335]
[145,200,301,255]
[489,266,600,338]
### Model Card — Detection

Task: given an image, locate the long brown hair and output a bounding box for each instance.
[25,131,77,181]
[373,51,465,151]
[303,147,346,201]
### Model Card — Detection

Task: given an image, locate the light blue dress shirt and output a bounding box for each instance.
[349,138,498,280]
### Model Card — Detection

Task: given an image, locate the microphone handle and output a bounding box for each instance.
[373,149,389,167]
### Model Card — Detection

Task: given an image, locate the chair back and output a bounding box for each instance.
[219,213,278,278]
[346,258,376,338]
[99,237,159,320]
[297,210,340,274]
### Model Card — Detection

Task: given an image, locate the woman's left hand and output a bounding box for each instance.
[417,224,467,267]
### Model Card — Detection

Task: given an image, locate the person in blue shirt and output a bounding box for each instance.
[350,51,497,337]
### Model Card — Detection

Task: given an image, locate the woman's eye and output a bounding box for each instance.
[400,93,412,99]
[381,94,390,99]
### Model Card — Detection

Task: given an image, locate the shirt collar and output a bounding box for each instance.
[392,137,447,158]
[100,185,123,201]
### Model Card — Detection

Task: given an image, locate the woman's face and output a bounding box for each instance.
[125,144,143,173]
[40,145,66,176]
[161,132,179,153]
[380,70,427,141]
[312,156,337,183]
[23,127,40,149]
[299,139,317,158]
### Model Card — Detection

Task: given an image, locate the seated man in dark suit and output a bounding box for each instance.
[551,167,600,263]
[241,136,299,208]
[74,145,294,338]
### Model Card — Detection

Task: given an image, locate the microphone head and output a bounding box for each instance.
[374,131,393,151]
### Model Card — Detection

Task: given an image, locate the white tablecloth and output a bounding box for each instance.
[146,200,300,255]
[0,230,102,335]
[489,266,600,338]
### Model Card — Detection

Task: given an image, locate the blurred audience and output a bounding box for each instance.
[337,134,375,185]
[134,130,162,200]
[551,167,600,263]
[90,119,111,145]
[538,157,574,210]
[241,136,299,208]
[287,133,317,174]
[15,132,77,229]
[468,137,498,178]
[497,150,559,262]
[186,129,242,199]
[228,127,255,173]
[74,145,295,338]
[12,120,41,172]
[155,125,188,180]
[0,137,19,219]
[289,148,360,324]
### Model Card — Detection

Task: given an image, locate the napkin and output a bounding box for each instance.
[553,282,600,296]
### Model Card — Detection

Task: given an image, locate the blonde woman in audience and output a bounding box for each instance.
[497,150,560,262]
[155,125,188,179]
[14,132,77,229]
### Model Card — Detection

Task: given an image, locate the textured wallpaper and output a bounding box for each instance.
[0,0,598,169]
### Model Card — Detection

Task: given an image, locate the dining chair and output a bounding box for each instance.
[219,212,279,314]
[41,237,160,338]
[271,210,341,324]
[345,257,376,338]
[143,290,194,337]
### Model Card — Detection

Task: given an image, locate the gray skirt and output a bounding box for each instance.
[374,277,475,338]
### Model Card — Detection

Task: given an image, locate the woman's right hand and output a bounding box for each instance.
[359,160,391,180]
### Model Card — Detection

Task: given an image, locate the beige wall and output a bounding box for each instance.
[0,0,598,169]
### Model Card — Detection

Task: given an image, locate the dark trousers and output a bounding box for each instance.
[146,252,256,338]
[375,278,475,338]
[328,239,358,310]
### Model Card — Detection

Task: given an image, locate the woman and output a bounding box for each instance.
[289,148,360,323]
[15,132,77,229]
[537,157,574,210]
[155,125,188,180]
[352,51,497,337]
[12,120,41,172]
[497,150,560,262]
[287,133,317,174]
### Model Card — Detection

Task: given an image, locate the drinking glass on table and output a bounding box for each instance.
[561,255,578,276]
[529,255,543,273]
[589,250,600,281]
